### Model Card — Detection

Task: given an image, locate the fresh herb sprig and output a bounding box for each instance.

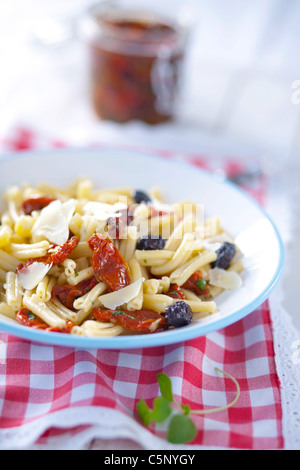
[137,369,240,444]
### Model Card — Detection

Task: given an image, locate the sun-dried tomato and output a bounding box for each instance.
[16,307,49,329]
[88,233,131,291]
[52,277,98,310]
[89,17,183,124]
[17,236,79,275]
[166,284,186,300]
[182,270,210,296]
[22,195,56,215]
[92,307,166,333]
[48,236,79,266]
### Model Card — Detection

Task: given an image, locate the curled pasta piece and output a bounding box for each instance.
[143,278,160,295]
[4,272,23,311]
[4,186,23,223]
[148,213,177,239]
[9,241,50,259]
[0,301,16,319]
[47,298,79,322]
[75,257,90,271]
[143,276,171,295]
[14,214,35,239]
[185,300,217,314]
[124,226,138,262]
[23,291,66,329]
[0,249,21,272]
[150,233,195,276]
[36,275,56,302]
[75,178,93,200]
[157,276,171,293]
[164,214,196,251]
[69,213,83,238]
[68,267,94,286]
[73,282,107,312]
[80,216,99,242]
[69,241,92,259]
[71,320,123,337]
[142,293,174,313]
[126,257,143,311]
[0,226,13,248]
[62,258,77,277]
[135,249,174,267]
[181,287,200,301]
[169,250,217,286]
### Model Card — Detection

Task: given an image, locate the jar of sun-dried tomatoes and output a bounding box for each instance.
[82,1,189,124]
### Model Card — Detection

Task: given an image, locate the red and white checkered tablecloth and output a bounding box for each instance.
[0,127,284,450]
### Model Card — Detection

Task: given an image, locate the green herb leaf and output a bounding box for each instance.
[137,369,240,445]
[167,414,197,444]
[112,310,125,316]
[112,310,136,321]
[157,373,173,402]
[195,279,207,291]
[180,403,191,415]
[27,311,36,321]
[152,396,172,423]
[168,291,179,296]
[137,399,152,426]
[127,314,136,321]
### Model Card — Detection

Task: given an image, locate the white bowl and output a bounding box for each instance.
[0,147,284,349]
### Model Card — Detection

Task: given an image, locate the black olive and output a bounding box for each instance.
[165,301,193,328]
[133,190,152,204]
[136,235,166,251]
[211,242,236,270]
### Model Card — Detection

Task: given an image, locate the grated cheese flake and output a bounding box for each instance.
[209,267,242,290]
[98,278,144,310]
[18,262,52,290]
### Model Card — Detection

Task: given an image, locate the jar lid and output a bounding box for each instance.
[81,1,188,56]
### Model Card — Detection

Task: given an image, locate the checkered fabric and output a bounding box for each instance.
[0,127,284,449]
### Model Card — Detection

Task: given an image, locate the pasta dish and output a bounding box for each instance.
[0,179,244,337]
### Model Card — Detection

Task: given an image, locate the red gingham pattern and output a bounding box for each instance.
[0,127,283,449]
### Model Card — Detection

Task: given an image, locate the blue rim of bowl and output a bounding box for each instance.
[0,146,285,349]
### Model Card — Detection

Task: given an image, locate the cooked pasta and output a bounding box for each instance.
[36,275,56,302]
[0,179,244,337]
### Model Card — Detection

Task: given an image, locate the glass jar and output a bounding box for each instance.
[82,1,189,124]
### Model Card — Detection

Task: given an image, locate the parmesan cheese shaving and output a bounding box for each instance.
[83,201,127,221]
[98,278,144,310]
[32,199,75,246]
[18,262,52,290]
[209,267,242,290]
[61,198,76,223]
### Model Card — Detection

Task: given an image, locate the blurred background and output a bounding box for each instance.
[0,0,299,328]
[0,0,299,166]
